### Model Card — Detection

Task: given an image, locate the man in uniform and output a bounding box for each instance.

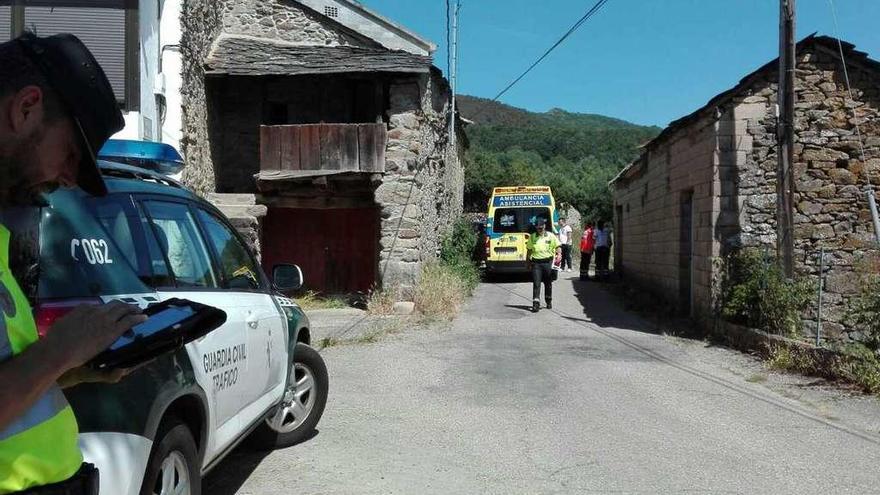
[0,33,146,494]
[526,220,561,313]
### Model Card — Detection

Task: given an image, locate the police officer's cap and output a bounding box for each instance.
[17,32,124,197]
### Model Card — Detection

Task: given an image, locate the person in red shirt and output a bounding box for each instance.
[579,222,595,281]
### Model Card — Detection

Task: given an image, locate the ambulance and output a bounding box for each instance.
[484,186,558,275]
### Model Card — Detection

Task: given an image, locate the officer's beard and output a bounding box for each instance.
[0,129,49,207]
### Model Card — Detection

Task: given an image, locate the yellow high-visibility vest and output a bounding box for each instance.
[0,225,82,493]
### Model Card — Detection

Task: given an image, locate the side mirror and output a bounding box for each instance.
[272,264,303,291]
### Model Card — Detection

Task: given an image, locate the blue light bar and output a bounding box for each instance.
[98,139,184,175]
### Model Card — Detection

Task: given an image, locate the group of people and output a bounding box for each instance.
[526,217,612,313]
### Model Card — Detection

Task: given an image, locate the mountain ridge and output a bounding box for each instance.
[457,95,659,132]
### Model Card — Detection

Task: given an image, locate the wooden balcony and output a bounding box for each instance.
[259,124,386,181]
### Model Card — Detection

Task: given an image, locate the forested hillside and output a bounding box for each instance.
[458,95,661,222]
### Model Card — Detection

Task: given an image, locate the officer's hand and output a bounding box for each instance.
[45,301,147,370]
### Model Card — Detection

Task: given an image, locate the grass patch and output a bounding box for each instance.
[414,262,470,321]
[294,290,349,311]
[318,336,341,349]
[412,218,482,322]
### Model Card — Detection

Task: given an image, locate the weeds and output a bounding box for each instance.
[366,285,397,315]
[414,263,469,321]
[720,248,814,337]
[294,290,349,311]
[848,251,880,352]
[438,217,481,294]
[762,341,880,396]
[318,336,341,349]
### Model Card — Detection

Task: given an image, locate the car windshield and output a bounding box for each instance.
[492,207,551,234]
[27,190,150,300]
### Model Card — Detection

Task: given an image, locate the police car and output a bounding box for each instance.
[2,142,328,495]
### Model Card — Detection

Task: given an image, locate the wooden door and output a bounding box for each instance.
[679,192,694,316]
[261,207,379,294]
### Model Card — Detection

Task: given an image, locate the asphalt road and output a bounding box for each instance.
[205,273,880,494]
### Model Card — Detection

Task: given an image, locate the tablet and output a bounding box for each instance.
[90,298,226,369]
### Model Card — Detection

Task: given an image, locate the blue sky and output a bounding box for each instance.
[361,0,880,127]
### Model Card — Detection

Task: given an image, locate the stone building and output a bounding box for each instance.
[179,0,464,296]
[611,35,880,342]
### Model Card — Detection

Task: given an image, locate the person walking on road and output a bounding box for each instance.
[579,222,595,281]
[526,220,561,313]
[0,33,146,494]
[557,217,573,272]
[594,220,613,281]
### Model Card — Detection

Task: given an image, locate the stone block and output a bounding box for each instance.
[389,112,420,130]
[812,224,835,240]
[825,271,859,294]
[801,148,849,162]
[797,201,823,215]
[815,184,837,199]
[392,301,415,315]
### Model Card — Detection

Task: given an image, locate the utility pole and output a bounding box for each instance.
[449,0,460,150]
[777,0,796,277]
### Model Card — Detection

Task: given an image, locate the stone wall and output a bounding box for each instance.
[376,68,464,297]
[614,41,880,343]
[727,46,880,341]
[179,0,224,196]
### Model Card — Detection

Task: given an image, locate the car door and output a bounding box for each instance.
[136,198,256,459]
[194,207,286,409]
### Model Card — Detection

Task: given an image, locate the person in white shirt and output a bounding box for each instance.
[557,217,574,272]
[594,220,613,280]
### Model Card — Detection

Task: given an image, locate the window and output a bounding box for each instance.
[142,201,217,289]
[35,190,149,299]
[2,1,139,110]
[197,209,263,291]
[492,207,551,234]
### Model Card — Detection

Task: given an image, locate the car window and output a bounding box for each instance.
[196,208,263,291]
[85,194,159,281]
[492,207,551,233]
[142,201,217,289]
[34,190,150,299]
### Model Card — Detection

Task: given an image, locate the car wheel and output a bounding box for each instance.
[251,342,328,449]
[140,418,200,495]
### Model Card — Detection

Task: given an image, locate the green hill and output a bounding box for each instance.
[458,95,661,221]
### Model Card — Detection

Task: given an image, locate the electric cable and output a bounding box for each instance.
[468,0,611,122]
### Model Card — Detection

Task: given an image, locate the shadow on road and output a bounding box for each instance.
[203,429,320,495]
[565,274,703,339]
[566,275,662,334]
[504,304,534,312]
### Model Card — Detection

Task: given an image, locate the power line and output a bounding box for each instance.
[446,0,452,78]
[469,0,610,121]
[827,0,867,166]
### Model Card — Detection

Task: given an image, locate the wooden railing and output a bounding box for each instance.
[260,123,386,175]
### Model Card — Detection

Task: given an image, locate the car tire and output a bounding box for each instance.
[250,342,328,450]
[140,417,201,495]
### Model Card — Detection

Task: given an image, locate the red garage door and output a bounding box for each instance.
[261,207,379,294]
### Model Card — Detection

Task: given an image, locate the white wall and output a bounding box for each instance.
[113,0,168,144]
[159,0,183,150]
